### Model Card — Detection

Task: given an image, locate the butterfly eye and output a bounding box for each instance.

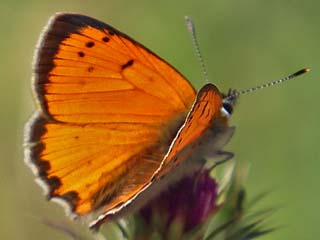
[221,102,233,117]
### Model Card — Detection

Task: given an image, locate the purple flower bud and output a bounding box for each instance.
[139,170,218,234]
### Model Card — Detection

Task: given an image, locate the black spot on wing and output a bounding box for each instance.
[102,36,110,42]
[121,59,134,70]
[78,51,85,57]
[85,41,95,48]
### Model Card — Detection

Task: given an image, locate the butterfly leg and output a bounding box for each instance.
[209,151,234,171]
[115,221,130,240]
[90,220,129,239]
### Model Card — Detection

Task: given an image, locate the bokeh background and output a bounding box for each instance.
[1,0,319,239]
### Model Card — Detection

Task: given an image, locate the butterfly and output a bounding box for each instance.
[25,13,307,230]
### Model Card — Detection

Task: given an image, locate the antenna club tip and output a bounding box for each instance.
[292,68,311,78]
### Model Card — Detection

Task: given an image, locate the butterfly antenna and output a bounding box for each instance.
[185,16,209,83]
[225,68,310,100]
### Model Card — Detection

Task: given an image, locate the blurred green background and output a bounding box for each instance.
[1,0,319,239]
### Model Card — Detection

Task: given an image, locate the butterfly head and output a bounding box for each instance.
[221,89,238,118]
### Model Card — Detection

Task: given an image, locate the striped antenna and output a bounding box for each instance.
[225,68,310,100]
[185,16,209,83]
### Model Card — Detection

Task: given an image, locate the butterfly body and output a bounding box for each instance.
[24,13,236,229]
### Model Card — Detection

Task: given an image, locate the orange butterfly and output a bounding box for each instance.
[24,13,307,229]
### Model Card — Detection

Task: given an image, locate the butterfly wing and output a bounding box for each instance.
[25,13,196,219]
